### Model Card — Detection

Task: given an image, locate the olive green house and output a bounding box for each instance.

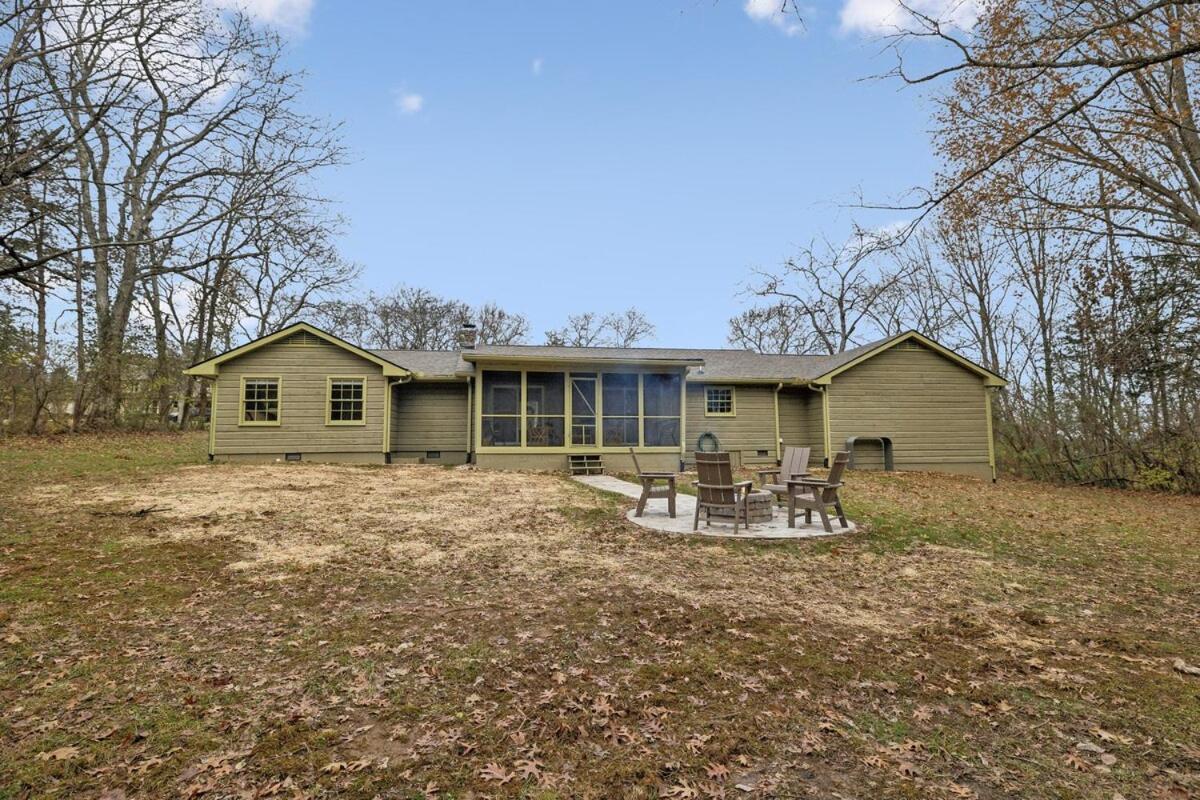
[183,322,1007,480]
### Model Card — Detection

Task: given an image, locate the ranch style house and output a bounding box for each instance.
[183,322,1008,480]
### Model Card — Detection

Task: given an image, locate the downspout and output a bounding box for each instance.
[207,377,217,462]
[985,386,997,482]
[807,384,832,468]
[465,375,473,463]
[773,383,783,461]
[822,387,832,467]
[679,371,688,471]
[383,375,412,464]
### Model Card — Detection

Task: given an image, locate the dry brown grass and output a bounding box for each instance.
[2,433,1198,799]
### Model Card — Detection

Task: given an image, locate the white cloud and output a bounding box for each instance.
[211,0,314,35]
[838,0,977,36]
[394,89,424,115]
[743,0,806,37]
[531,57,544,77]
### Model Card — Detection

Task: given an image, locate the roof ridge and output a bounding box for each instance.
[474,343,754,352]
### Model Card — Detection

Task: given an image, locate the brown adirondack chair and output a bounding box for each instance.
[786,451,850,533]
[629,448,677,518]
[692,451,754,534]
[757,446,811,504]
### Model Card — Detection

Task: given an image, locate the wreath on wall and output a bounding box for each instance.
[696,432,721,453]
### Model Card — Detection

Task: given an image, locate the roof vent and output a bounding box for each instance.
[456,322,478,350]
[288,331,321,347]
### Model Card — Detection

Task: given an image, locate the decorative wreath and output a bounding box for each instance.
[696,432,721,453]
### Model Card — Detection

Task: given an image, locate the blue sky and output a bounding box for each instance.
[257,0,948,347]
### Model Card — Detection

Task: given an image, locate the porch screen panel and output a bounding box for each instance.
[642,373,681,447]
[525,372,565,447]
[571,375,597,446]
[601,372,639,446]
[481,370,521,447]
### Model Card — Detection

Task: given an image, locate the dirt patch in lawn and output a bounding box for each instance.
[44,463,607,575]
[38,462,1014,639]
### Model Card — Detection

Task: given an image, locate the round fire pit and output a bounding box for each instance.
[708,489,774,524]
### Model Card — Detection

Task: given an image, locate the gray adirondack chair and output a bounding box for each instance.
[692,452,754,534]
[786,450,850,532]
[629,447,677,518]
[757,446,812,504]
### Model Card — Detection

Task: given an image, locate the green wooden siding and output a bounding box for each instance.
[213,333,387,457]
[685,383,777,465]
[777,387,825,463]
[390,381,470,459]
[826,341,990,478]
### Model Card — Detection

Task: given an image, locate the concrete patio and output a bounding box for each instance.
[573,474,857,540]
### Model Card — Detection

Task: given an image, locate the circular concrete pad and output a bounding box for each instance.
[572,474,856,540]
[624,506,856,540]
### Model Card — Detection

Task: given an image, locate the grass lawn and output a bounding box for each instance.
[1,432,1198,799]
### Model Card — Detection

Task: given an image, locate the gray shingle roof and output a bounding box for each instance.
[370,332,911,382]
[468,344,706,363]
[370,349,471,378]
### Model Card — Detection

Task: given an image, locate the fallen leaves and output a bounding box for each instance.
[661,780,699,799]
[478,762,514,784]
[1172,658,1200,677]
[1065,752,1091,772]
[36,745,80,762]
[319,758,371,775]
[513,758,543,780]
[5,437,1200,799]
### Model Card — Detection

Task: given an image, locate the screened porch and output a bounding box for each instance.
[474,366,689,455]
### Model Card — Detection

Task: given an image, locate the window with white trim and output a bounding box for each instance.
[705,386,734,416]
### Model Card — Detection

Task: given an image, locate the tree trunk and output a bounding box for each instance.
[27,263,48,433]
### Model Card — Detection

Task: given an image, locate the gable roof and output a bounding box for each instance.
[458,333,1003,385]
[805,330,1007,386]
[188,323,1006,387]
[370,349,471,379]
[182,322,412,378]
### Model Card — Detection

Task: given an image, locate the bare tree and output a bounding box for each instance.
[545,312,606,347]
[318,288,530,350]
[0,0,143,280]
[602,308,655,348]
[545,307,656,347]
[232,221,359,341]
[26,0,345,423]
[930,207,1012,375]
[727,302,815,354]
[475,302,529,345]
[745,227,908,354]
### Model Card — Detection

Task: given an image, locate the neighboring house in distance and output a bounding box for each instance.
[183,322,1007,480]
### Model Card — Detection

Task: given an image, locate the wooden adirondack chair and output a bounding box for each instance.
[629,448,677,518]
[786,451,850,533]
[757,446,811,504]
[692,452,754,534]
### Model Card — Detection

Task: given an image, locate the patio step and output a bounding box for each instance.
[568,454,603,475]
